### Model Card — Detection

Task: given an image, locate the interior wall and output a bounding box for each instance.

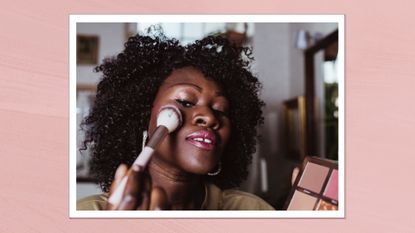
[76,23,128,85]
[247,22,338,208]
[76,23,130,199]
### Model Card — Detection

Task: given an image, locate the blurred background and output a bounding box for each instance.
[76,22,339,209]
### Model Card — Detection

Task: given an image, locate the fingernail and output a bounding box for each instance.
[132,164,142,172]
[154,207,161,211]
[115,165,125,178]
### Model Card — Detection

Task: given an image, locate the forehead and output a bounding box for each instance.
[160,67,223,92]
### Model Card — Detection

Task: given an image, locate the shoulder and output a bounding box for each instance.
[77,194,108,210]
[221,189,275,210]
[205,183,274,210]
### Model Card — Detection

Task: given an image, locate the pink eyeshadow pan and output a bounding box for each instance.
[298,162,329,193]
[324,170,338,201]
[287,190,318,210]
[284,156,339,211]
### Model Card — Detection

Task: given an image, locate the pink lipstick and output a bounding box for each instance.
[185,130,216,151]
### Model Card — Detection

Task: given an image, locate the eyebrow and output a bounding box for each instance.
[168,82,224,96]
[168,82,202,92]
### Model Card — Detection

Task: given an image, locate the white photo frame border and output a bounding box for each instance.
[69,14,345,218]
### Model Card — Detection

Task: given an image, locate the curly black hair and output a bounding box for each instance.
[81,33,265,193]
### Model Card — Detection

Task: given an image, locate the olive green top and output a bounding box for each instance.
[77,183,274,210]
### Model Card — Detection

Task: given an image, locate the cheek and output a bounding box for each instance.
[219,121,232,148]
[223,129,231,146]
[148,108,159,133]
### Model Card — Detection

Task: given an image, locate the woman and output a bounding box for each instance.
[77,33,273,210]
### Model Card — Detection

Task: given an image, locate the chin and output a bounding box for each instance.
[183,152,221,174]
[157,138,222,174]
[179,156,219,175]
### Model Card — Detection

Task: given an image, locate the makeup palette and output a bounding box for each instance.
[285,156,338,210]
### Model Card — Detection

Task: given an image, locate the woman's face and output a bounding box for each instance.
[148,66,231,175]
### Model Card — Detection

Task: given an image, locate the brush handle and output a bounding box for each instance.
[107,126,168,206]
[107,146,155,206]
[107,106,181,208]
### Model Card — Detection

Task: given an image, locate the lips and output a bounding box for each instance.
[185,130,217,151]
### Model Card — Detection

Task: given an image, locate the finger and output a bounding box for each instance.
[149,187,169,210]
[291,167,300,185]
[117,164,144,210]
[136,173,151,210]
[110,164,128,196]
[107,164,128,210]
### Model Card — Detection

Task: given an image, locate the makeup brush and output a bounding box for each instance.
[108,105,182,206]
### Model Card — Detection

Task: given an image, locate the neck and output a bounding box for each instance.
[147,157,205,210]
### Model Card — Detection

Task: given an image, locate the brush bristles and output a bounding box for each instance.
[156,105,182,133]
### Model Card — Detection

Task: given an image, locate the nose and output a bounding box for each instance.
[191,106,220,130]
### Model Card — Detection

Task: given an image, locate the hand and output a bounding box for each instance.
[106,164,169,210]
[291,167,300,185]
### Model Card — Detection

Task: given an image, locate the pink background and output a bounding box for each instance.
[1,0,414,232]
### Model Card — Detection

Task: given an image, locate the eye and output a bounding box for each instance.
[213,108,228,117]
[176,99,195,108]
